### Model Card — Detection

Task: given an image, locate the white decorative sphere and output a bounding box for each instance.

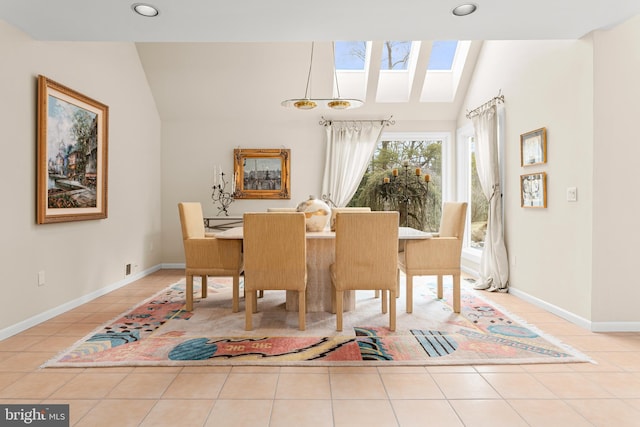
[296,196,332,232]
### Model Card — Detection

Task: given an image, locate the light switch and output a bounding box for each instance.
[567,187,577,202]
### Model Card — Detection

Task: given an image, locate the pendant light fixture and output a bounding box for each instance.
[281,42,363,110]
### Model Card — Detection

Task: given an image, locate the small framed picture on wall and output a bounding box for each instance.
[520,127,547,166]
[520,172,547,208]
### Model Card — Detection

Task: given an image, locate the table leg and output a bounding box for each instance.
[286,238,355,312]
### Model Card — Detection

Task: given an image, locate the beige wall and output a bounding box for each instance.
[0,21,162,334]
[461,39,595,323]
[459,16,640,329]
[592,15,640,326]
[459,38,595,323]
[3,15,639,336]
[144,42,462,264]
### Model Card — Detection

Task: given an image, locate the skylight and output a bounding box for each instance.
[334,41,367,70]
[427,40,459,70]
[421,40,471,102]
[380,41,412,70]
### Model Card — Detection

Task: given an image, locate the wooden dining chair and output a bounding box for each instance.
[398,202,467,313]
[330,211,399,332]
[266,207,297,212]
[329,207,371,231]
[178,202,244,312]
[243,212,307,331]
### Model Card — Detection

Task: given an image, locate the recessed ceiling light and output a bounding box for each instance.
[132,3,159,17]
[452,3,477,17]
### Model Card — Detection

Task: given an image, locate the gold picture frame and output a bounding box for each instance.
[520,172,547,208]
[520,127,547,166]
[233,148,290,199]
[37,75,109,224]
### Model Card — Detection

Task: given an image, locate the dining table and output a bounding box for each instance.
[214,225,431,313]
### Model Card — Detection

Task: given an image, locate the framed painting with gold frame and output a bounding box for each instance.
[37,75,109,224]
[520,172,547,208]
[520,127,547,166]
[233,148,290,199]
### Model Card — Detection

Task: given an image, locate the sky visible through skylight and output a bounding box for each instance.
[334,41,366,70]
[427,40,458,70]
[334,40,459,71]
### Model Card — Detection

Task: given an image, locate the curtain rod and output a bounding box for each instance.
[466,91,505,119]
[319,115,396,126]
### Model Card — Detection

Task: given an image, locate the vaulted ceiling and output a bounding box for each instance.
[2,1,639,121]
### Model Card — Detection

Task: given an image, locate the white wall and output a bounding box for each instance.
[592,15,640,326]
[0,21,162,333]
[458,39,595,322]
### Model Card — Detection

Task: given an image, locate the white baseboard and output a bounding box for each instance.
[162,263,185,269]
[589,321,640,332]
[0,264,163,341]
[508,287,640,332]
[508,287,592,330]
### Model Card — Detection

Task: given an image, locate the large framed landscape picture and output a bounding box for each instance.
[37,75,109,224]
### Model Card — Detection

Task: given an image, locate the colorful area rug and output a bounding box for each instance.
[43,277,591,367]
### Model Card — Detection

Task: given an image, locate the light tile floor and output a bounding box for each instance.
[1,269,640,426]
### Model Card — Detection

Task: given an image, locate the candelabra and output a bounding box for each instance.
[211,168,235,216]
[380,160,430,228]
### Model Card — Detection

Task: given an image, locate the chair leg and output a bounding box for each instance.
[258,290,264,298]
[298,291,306,331]
[382,289,388,314]
[253,291,259,313]
[406,274,414,314]
[396,269,400,298]
[453,274,461,313]
[389,288,396,332]
[336,290,344,331]
[331,282,336,314]
[437,275,444,300]
[232,274,240,313]
[201,275,208,299]
[245,290,253,331]
[186,275,194,311]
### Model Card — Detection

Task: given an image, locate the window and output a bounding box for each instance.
[457,126,485,258]
[349,133,448,232]
[333,41,369,102]
[469,138,488,249]
[380,41,412,70]
[376,41,420,102]
[427,40,459,70]
[421,40,471,102]
[334,41,367,70]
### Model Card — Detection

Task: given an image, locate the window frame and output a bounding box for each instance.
[380,130,452,203]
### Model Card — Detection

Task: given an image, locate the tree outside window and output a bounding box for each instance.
[348,138,442,231]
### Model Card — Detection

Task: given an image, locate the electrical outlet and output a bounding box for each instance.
[37,271,45,286]
[567,187,577,202]
[125,264,132,276]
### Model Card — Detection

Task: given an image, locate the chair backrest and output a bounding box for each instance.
[243,212,307,291]
[438,202,468,238]
[329,207,371,231]
[333,211,399,290]
[266,207,297,212]
[178,202,206,240]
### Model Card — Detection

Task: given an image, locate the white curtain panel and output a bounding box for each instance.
[471,104,510,292]
[321,121,385,207]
